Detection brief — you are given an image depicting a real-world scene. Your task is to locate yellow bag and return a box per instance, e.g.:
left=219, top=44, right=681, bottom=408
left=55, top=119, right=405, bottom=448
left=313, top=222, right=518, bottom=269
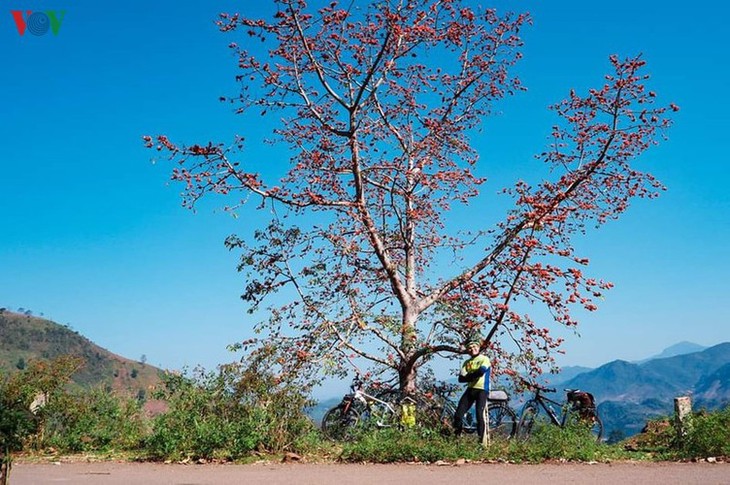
left=400, top=401, right=416, bottom=427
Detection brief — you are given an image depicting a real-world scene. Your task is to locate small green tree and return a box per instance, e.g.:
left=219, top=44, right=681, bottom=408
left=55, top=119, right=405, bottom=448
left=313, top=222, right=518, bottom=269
left=0, top=355, right=82, bottom=485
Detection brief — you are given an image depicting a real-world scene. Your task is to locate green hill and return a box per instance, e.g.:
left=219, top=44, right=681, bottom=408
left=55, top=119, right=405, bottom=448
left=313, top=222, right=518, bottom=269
left=0, top=310, right=161, bottom=396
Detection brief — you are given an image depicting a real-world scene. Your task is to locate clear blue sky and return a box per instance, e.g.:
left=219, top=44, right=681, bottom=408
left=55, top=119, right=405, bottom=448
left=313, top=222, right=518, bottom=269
left=2, top=1, right=728, bottom=397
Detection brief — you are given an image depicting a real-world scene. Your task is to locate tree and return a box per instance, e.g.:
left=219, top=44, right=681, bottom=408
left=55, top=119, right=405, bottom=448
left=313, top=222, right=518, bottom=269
left=1, top=355, right=82, bottom=485
left=146, top=0, right=675, bottom=395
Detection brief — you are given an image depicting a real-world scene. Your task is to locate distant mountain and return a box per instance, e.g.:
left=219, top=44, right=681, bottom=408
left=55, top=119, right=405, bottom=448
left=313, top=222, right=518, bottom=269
left=560, top=342, right=730, bottom=438
left=0, top=310, right=162, bottom=396
left=640, top=343, right=730, bottom=392
left=694, top=363, right=730, bottom=409
left=541, top=365, right=593, bottom=386
left=636, top=341, right=707, bottom=363
left=562, top=359, right=681, bottom=403
left=598, top=398, right=670, bottom=438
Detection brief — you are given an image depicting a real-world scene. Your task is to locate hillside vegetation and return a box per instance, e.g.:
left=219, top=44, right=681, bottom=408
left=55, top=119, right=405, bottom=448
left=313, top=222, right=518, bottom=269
left=0, top=310, right=161, bottom=396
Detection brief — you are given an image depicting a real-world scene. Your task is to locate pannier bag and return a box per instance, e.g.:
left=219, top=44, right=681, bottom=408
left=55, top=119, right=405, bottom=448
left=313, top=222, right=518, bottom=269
left=566, top=390, right=596, bottom=420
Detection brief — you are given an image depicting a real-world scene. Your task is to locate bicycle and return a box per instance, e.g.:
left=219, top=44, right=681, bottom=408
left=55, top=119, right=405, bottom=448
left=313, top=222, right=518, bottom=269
left=320, top=376, right=401, bottom=440
left=516, top=381, right=603, bottom=442
left=321, top=377, right=518, bottom=441
left=439, top=387, right=518, bottom=439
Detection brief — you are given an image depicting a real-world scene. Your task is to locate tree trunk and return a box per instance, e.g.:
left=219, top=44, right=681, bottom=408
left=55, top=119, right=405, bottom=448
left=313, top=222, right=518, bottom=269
left=398, top=362, right=418, bottom=397
left=398, top=306, right=419, bottom=396
left=0, top=448, right=10, bottom=485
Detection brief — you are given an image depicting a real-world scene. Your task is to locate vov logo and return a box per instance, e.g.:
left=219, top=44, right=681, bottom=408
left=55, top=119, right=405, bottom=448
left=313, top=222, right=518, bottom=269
left=11, top=10, right=66, bottom=36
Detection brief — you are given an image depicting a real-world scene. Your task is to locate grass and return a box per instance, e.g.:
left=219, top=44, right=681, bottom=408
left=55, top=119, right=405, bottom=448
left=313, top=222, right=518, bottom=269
left=338, top=423, right=646, bottom=464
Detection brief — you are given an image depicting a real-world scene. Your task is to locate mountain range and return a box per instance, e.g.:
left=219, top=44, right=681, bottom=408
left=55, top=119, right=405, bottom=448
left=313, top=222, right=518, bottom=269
left=555, top=342, right=730, bottom=438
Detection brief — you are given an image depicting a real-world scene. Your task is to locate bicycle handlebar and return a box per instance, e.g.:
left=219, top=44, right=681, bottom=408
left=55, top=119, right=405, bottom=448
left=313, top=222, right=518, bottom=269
left=517, top=375, right=555, bottom=393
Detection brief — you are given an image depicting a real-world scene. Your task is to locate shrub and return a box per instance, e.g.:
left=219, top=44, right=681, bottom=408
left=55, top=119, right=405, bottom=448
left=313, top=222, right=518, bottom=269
left=145, top=364, right=317, bottom=461
left=1, top=356, right=82, bottom=485
left=679, top=407, right=730, bottom=458
left=502, top=421, right=607, bottom=462
left=39, top=388, right=147, bottom=452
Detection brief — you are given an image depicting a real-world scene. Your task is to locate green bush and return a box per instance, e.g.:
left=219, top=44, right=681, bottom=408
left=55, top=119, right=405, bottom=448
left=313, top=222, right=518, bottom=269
left=679, top=407, right=730, bottom=458
left=145, top=364, right=317, bottom=461
left=1, top=356, right=83, bottom=485
left=624, top=407, right=730, bottom=460
left=39, top=388, right=147, bottom=452
left=502, top=421, right=608, bottom=462
left=145, top=370, right=259, bottom=460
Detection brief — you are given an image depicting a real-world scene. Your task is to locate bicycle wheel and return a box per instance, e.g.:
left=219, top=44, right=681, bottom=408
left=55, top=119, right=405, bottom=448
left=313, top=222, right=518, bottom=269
left=589, top=411, right=604, bottom=442
left=565, top=406, right=604, bottom=442
left=439, top=401, right=478, bottom=434
left=321, top=403, right=360, bottom=440
left=517, top=401, right=539, bottom=440
left=487, top=402, right=517, bottom=439
left=363, top=401, right=398, bottom=428
left=412, top=394, right=444, bottom=429
left=582, top=408, right=604, bottom=442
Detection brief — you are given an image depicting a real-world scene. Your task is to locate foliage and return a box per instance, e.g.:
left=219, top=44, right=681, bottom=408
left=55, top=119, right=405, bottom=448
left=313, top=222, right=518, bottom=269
left=620, top=406, right=730, bottom=460
left=0, top=354, right=85, bottom=452
left=38, top=388, right=147, bottom=452
left=339, top=422, right=635, bottom=463
left=505, top=420, right=607, bottom=462
left=0, top=355, right=84, bottom=405
left=1, top=353, right=321, bottom=462
left=146, top=0, right=677, bottom=395
left=340, top=427, right=484, bottom=463
left=0, top=406, right=36, bottom=454
left=678, top=407, right=730, bottom=458
left=145, top=363, right=317, bottom=461
left=0, top=355, right=82, bottom=485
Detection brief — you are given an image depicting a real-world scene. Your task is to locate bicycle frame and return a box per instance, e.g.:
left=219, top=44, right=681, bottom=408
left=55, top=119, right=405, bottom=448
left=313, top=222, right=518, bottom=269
left=357, top=389, right=399, bottom=426
left=339, top=380, right=398, bottom=428
left=528, top=389, right=570, bottom=427
left=518, top=384, right=604, bottom=442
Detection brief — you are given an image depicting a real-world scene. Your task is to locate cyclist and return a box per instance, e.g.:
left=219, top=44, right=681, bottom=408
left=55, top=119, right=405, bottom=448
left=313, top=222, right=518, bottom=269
left=453, top=337, right=491, bottom=441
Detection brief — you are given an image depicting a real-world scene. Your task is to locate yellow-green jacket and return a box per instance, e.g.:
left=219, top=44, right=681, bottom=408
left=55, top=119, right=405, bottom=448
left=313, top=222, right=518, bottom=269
left=458, top=354, right=491, bottom=390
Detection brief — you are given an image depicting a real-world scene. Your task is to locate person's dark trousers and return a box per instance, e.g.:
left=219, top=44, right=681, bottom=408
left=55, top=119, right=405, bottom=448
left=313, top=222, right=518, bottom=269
left=453, top=387, right=489, bottom=440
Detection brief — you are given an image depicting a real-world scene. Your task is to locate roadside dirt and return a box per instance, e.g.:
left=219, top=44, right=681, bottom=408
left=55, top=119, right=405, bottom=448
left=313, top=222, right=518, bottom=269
left=9, top=460, right=730, bottom=485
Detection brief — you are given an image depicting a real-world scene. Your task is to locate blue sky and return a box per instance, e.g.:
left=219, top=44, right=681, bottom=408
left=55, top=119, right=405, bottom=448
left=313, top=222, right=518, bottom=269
left=1, top=1, right=728, bottom=397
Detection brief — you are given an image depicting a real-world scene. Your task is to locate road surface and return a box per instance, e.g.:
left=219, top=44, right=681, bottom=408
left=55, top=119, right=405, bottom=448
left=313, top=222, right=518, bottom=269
left=9, top=460, right=729, bottom=484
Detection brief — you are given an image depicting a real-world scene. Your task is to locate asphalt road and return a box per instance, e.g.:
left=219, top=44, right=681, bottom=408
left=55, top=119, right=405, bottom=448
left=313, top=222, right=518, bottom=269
left=9, top=461, right=730, bottom=485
